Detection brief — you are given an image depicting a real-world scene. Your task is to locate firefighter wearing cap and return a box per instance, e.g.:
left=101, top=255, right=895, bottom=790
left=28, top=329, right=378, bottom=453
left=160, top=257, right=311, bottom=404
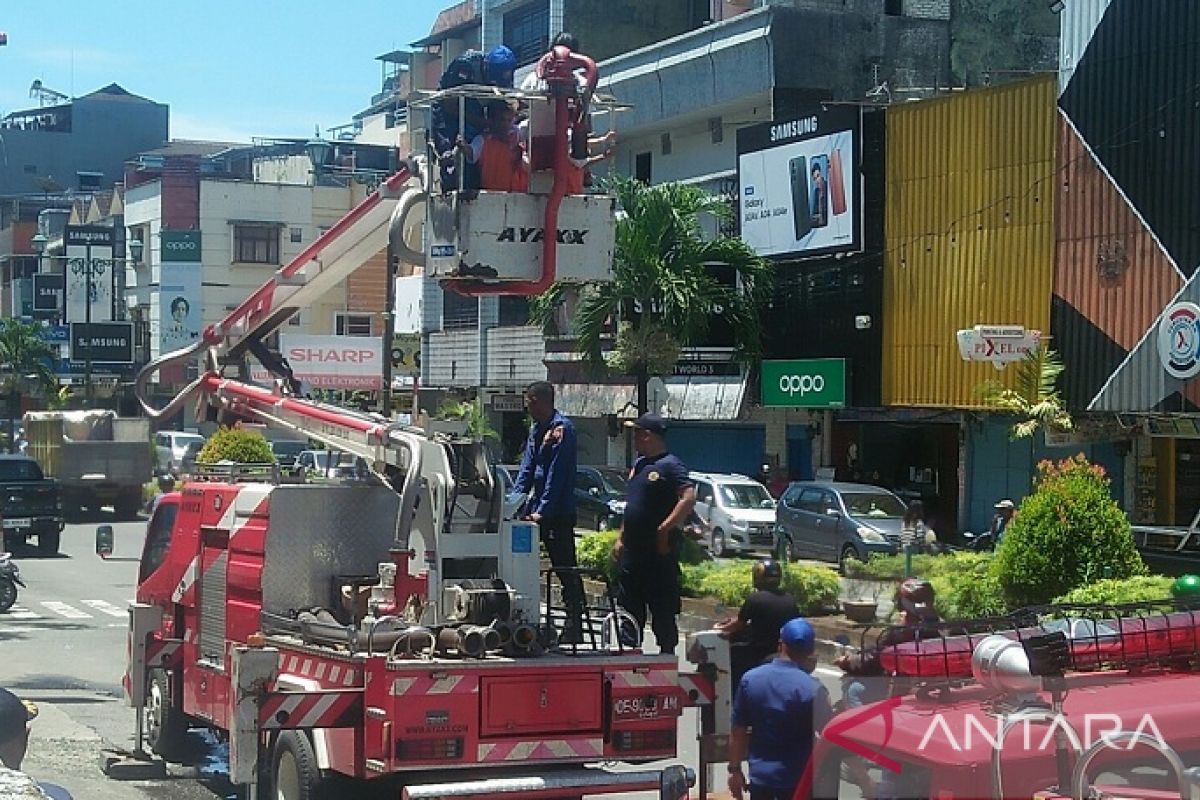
left=0, top=688, right=37, bottom=771
left=727, top=617, right=833, bottom=800
left=0, top=688, right=71, bottom=799
left=715, top=559, right=800, bottom=692
left=614, top=413, right=695, bottom=655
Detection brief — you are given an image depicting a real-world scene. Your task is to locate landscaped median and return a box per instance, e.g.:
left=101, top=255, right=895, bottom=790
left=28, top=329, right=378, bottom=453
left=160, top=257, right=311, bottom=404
left=574, top=530, right=861, bottom=658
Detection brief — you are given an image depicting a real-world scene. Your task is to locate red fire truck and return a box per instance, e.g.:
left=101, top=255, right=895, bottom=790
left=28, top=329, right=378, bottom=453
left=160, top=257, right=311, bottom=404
left=806, top=603, right=1200, bottom=799
left=107, top=45, right=704, bottom=800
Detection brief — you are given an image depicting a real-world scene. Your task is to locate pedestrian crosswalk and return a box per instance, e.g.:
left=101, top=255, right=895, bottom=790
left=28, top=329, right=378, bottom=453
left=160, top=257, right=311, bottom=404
left=1, top=600, right=130, bottom=624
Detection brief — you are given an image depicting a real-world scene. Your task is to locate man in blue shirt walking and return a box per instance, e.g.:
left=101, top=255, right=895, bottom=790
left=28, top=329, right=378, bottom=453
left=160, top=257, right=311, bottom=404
left=728, top=618, right=833, bottom=800
left=513, top=381, right=584, bottom=641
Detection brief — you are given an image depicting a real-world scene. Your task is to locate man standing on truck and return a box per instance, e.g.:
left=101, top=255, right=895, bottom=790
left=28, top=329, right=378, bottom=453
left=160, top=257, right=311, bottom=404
left=614, top=413, right=696, bottom=655
left=727, top=618, right=832, bottom=800
left=514, top=381, right=584, bottom=642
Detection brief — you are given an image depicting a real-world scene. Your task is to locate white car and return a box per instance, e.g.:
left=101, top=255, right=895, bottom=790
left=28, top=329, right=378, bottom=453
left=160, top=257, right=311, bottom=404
left=154, top=431, right=205, bottom=475
left=690, top=472, right=778, bottom=557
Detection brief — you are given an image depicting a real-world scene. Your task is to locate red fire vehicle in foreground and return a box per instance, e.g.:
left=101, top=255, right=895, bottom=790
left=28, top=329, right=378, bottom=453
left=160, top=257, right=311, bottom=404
left=807, top=604, right=1200, bottom=799
left=106, top=45, right=704, bottom=800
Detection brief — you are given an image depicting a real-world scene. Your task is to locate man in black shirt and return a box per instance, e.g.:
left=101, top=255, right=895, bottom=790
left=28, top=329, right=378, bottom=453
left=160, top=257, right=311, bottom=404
left=614, top=413, right=696, bottom=655
left=715, top=559, right=800, bottom=691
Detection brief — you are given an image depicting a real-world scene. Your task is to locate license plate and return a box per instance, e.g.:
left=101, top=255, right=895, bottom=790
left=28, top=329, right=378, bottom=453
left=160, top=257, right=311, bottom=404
left=613, top=694, right=680, bottom=720
left=2, top=518, right=32, bottom=529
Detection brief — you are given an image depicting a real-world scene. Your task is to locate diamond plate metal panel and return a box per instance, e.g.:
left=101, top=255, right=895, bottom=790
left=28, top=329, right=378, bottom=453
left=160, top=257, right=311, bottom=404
left=261, top=485, right=401, bottom=617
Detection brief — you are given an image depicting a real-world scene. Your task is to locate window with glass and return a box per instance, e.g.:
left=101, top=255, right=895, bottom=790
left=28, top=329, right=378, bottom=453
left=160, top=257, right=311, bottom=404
left=719, top=483, right=775, bottom=509
left=503, top=0, right=550, bottom=66
left=234, top=224, right=280, bottom=264
left=335, top=313, right=374, bottom=337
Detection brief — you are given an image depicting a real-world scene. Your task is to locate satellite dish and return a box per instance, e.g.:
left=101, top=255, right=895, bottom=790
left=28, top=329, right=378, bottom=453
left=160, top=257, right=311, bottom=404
left=646, top=376, right=668, bottom=415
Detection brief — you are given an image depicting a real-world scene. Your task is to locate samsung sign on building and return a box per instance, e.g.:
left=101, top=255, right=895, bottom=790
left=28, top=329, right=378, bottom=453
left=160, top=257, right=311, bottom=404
left=737, top=105, right=863, bottom=259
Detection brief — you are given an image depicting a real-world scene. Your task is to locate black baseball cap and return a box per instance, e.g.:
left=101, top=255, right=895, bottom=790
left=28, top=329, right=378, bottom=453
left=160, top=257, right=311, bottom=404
left=625, top=412, right=667, bottom=435
left=0, top=688, right=37, bottom=743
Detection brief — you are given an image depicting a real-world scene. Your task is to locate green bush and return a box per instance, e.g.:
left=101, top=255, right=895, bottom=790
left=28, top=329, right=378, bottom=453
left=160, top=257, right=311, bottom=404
left=681, top=560, right=839, bottom=615
left=197, top=427, right=276, bottom=465
left=577, top=530, right=619, bottom=584
left=1052, top=575, right=1175, bottom=606
left=844, top=553, right=941, bottom=581
left=928, top=552, right=1007, bottom=618
left=993, top=455, right=1146, bottom=608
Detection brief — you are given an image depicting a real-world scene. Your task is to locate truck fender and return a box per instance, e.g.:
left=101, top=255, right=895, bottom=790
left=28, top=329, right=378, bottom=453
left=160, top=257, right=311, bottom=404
left=273, top=674, right=333, bottom=771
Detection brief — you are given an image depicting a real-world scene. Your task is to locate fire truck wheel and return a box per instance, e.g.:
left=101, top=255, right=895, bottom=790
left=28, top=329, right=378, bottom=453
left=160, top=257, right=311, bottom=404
left=145, top=671, right=187, bottom=758
left=145, top=669, right=187, bottom=757
left=272, top=731, right=324, bottom=800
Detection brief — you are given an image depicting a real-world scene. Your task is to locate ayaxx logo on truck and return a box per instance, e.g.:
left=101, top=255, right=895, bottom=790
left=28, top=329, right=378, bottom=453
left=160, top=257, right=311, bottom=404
left=496, top=227, right=589, bottom=244
left=778, top=373, right=825, bottom=396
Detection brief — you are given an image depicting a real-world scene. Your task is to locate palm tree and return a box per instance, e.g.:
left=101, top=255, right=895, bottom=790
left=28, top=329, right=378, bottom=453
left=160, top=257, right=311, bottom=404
left=0, top=320, right=58, bottom=393
left=531, top=176, right=771, bottom=413
left=0, top=319, right=59, bottom=451
left=978, top=343, right=1073, bottom=440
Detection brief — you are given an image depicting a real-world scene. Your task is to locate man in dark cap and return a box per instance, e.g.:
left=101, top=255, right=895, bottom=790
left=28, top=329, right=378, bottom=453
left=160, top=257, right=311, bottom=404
left=0, top=688, right=36, bottom=771
left=614, top=413, right=695, bottom=655
left=0, top=689, right=73, bottom=799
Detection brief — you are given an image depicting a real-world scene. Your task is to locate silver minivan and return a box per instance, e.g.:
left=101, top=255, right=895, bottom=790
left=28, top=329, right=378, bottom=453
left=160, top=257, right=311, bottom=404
left=690, top=472, right=777, bottom=556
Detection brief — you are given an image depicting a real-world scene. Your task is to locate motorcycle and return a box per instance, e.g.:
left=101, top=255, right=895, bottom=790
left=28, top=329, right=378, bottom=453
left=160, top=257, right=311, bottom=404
left=959, top=530, right=996, bottom=552
left=0, top=552, right=25, bottom=613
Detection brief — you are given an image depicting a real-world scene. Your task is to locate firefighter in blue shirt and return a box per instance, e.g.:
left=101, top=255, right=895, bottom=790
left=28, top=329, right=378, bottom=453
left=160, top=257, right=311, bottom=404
left=513, top=381, right=583, bottom=641
left=614, top=413, right=696, bottom=655
left=728, top=617, right=833, bottom=800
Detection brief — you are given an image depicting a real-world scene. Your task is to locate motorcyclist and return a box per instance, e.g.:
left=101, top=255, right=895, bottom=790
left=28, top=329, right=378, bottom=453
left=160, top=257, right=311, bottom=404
left=713, top=559, right=800, bottom=692
left=833, top=577, right=940, bottom=708
left=989, top=499, right=1015, bottom=544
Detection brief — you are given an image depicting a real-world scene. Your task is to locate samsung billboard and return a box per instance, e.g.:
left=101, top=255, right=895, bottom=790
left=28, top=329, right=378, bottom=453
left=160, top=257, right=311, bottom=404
left=736, top=105, right=863, bottom=259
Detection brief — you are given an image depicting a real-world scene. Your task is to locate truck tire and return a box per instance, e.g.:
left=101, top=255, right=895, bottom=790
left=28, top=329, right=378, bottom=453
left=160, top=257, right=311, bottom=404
left=145, top=669, right=188, bottom=758
left=272, top=731, right=325, bottom=800
left=115, top=490, right=141, bottom=521
left=38, top=530, right=60, bottom=555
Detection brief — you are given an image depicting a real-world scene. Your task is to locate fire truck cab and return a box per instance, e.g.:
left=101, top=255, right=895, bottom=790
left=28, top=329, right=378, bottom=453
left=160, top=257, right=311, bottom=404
left=804, top=603, right=1200, bottom=800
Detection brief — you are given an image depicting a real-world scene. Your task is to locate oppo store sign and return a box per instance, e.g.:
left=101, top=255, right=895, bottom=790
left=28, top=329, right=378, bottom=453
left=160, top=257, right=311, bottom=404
left=761, top=359, right=847, bottom=408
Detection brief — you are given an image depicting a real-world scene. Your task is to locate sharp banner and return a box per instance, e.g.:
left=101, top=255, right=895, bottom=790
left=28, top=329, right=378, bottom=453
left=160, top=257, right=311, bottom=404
left=159, top=231, right=203, bottom=354
left=64, top=225, right=114, bottom=323
left=737, top=106, right=862, bottom=259
left=271, top=335, right=384, bottom=390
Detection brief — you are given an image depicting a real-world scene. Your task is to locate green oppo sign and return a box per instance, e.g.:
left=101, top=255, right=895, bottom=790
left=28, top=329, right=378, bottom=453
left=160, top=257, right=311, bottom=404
left=161, top=230, right=201, bottom=262
left=761, top=359, right=847, bottom=408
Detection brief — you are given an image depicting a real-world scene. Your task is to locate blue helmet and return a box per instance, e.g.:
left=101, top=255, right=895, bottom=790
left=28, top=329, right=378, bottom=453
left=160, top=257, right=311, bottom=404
left=485, top=45, right=517, bottom=86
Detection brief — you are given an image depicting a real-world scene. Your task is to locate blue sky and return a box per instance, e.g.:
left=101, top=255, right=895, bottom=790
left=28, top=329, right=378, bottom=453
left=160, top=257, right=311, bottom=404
left=0, top=1, right=447, bottom=142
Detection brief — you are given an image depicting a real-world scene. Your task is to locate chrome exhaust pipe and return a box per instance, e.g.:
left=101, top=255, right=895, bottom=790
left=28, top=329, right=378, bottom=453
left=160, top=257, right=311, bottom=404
left=465, top=625, right=501, bottom=652
left=493, top=621, right=514, bottom=646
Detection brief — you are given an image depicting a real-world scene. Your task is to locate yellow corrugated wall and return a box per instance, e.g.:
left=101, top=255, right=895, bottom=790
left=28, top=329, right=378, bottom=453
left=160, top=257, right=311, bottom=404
left=883, top=75, right=1055, bottom=407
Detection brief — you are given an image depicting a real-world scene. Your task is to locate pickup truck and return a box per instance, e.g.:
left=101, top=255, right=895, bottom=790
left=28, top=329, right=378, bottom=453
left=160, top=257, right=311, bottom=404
left=0, top=454, right=65, bottom=553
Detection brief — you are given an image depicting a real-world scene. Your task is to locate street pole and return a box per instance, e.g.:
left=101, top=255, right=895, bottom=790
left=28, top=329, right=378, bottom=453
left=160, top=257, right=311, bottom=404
left=381, top=241, right=396, bottom=417
left=84, top=242, right=93, bottom=408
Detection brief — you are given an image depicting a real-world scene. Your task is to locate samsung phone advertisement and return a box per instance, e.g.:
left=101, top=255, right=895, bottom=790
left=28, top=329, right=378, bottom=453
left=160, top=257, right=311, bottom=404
left=737, top=106, right=862, bottom=259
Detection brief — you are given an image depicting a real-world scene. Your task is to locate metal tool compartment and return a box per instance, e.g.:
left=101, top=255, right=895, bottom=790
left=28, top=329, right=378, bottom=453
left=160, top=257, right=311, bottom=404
left=480, top=670, right=603, bottom=737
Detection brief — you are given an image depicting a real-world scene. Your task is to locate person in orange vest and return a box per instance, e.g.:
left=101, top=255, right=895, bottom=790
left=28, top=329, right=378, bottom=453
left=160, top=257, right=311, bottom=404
left=458, top=100, right=529, bottom=192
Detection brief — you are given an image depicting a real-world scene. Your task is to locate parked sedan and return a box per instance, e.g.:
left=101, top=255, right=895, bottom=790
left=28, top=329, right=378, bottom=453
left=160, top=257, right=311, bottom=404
left=574, top=466, right=627, bottom=531
left=773, top=481, right=905, bottom=573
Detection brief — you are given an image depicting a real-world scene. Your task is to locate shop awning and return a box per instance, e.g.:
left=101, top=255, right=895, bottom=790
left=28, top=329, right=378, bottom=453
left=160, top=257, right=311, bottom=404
left=555, top=375, right=747, bottom=420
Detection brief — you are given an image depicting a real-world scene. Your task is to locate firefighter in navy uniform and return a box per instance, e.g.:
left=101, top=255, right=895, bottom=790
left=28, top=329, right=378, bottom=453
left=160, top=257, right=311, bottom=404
left=613, top=413, right=696, bottom=655
left=513, top=381, right=584, bottom=642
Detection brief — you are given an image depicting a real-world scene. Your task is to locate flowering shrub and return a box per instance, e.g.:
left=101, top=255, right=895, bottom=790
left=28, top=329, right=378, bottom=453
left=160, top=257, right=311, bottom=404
left=992, top=455, right=1145, bottom=608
